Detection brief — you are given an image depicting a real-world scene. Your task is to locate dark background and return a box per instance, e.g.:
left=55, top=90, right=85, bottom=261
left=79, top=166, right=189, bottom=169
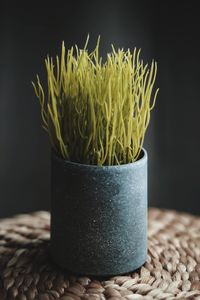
left=0, top=1, right=199, bottom=217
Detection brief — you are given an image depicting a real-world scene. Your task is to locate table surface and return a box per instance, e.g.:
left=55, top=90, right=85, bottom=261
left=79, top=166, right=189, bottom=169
left=0, top=208, right=200, bottom=300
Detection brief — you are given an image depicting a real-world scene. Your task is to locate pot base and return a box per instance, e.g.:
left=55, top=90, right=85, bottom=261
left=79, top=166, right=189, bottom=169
left=50, top=247, right=147, bottom=277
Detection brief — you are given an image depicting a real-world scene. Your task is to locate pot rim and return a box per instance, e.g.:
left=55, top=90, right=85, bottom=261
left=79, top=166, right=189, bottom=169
left=52, top=148, right=147, bottom=169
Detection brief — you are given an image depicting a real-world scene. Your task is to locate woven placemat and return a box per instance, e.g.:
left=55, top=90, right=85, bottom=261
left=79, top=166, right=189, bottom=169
left=0, top=208, right=200, bottom=300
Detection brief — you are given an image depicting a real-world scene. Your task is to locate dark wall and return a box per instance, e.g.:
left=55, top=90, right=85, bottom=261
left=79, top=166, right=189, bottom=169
left=154, top=2, right=200, bottom=213
left=0, top=1, right=199, bottom=217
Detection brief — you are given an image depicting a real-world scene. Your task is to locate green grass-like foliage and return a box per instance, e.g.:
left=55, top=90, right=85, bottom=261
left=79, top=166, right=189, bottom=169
left=33, top=37, right=159, bottom=165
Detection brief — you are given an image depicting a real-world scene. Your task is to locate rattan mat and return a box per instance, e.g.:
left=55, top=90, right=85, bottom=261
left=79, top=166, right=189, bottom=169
left=0, top=208, right=200, bottom=300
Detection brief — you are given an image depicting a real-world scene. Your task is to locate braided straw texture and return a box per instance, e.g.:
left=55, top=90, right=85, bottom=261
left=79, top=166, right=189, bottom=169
left=0, top=209, right=200, bottom=300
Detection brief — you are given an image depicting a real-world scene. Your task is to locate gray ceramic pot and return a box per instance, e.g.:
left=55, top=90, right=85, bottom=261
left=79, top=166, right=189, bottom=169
left=50, top=148, right=148, bottom=277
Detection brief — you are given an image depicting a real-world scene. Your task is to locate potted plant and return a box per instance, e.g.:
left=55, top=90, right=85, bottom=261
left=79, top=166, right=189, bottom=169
left=33, top=36, right=159, bottom=276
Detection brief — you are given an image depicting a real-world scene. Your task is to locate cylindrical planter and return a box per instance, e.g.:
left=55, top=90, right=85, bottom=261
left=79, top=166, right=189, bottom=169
left=50, top=148, right=148, bottom=277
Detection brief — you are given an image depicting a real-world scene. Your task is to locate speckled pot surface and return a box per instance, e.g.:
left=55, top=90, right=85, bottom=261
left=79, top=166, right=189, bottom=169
left=50, top=148, right=148, bottom=277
